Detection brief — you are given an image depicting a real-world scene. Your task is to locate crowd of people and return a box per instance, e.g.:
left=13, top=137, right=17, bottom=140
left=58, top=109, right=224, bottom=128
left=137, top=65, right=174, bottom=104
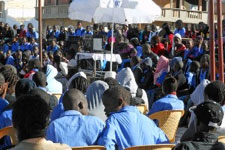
left=0, top=18, right=225, bottom=150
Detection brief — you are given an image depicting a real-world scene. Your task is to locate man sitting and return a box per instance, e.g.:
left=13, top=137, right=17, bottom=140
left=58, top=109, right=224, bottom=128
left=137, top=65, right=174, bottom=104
left=46, top=89, right=104, bottom=147
left=11, top=95, right=71, bottom=150
left=174, top=100, right=225, bottom=150
left=98, top=86, right=168, bottom=150
left=147, top=76, right=184, bottom=116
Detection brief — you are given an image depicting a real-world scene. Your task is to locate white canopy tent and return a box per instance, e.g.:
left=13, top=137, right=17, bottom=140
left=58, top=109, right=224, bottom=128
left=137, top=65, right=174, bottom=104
left=68, top=0, right=162, bottom=71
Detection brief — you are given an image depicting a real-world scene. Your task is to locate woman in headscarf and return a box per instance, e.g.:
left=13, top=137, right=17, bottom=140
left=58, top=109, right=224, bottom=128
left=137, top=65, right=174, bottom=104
left=86, top=80, right=109, bottom=121
left=116, top=67, right=149, bottom=110
left=44, top=64, right=63, bottom=94
left=154, top=56, right=169, bottom=87
left=50, top=72, right=89, bottom=121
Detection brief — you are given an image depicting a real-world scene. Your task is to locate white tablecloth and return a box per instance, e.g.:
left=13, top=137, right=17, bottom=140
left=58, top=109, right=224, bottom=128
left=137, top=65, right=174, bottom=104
left=76, top=52, right=122, bottom=64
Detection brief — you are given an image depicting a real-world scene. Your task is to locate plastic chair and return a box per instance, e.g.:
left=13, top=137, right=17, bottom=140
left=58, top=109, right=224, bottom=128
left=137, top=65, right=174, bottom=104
left=137, top=104, right=148, bottom=114
left=125, top=144, right=175, bottom=150
left=0, top=126, right=17, bottom=145
left=149, top=110, right=184, bottom=143
left=71, top=145, right=106, bottom=150
left=218, top=136, right=225, bottom=144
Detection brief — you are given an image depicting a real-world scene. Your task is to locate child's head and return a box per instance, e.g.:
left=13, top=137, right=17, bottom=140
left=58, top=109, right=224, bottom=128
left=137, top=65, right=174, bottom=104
left=186, top=39, right=193, bottom=49
left=174, top=34, right=182, bottom=45
left=190, top=61, right=200, bottom=73
left=142, top=43, right=151, bottom=55
left=194, top=35, right=203, bottom=46
left=130, top=48, right=137, bottom=57
left=200, top=54, right=210, bottom=69
left=151, top=35, right=160, bottom=46
left=175, top=20, right=183, bottom=30
left=162, top=76, right=178, bottom=95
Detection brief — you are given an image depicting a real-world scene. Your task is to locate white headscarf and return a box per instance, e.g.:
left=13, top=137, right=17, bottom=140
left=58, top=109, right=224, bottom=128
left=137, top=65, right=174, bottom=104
left=116, top=67, right=138, bottom=97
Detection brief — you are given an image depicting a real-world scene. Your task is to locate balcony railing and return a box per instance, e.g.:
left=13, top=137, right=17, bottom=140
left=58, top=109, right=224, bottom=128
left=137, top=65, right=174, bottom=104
left=158, top=8, right=208, bottom=23
left=35, top=5, right=209, bottom=24
left=35, top=5, right=69, bottom=19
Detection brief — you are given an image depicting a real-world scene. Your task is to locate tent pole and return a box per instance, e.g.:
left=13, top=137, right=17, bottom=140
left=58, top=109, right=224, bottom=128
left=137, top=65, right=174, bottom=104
left=209, top=0, right=216, bottom=81
left=217, top=0, right=224, bottom=82
left=38, top=0, right=43, bottom=66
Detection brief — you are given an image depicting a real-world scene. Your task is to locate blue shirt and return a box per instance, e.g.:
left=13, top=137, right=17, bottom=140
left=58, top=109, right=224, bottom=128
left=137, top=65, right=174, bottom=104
left=20, top=43, right=30, bottom=51
left=27, top=42, right=38, bottom=51
left=136, top=46, right=142, bottom=57
left=3, top=43, right=10, bottom=54
left=46, top=110, right=105, bottom=147
left=0, top=109, right=12, bottom=149
left=0, top=98, right=9, bottom=114
left=26, top=31, right=39, bottom=40
left=174, top=28, right=186, bottom=38
left=53, top=30, right=60, bottom=39
left=75, top=28, right=86, bottom=37
left=0, top=109, right=12, bottom=129
left=5, top=56, right=15, bottom=66
left=97, top=106, right=169, bottom=150
left=148, top=94, right=184, bottom=116
left=51, top=103, right=64, bottom=121
left=47, top=45, right=59, bottom=53
left=11, top=42, right=19, bottom=52
left=85, top=31, right=93, bottom=36
left=187, top=46, right=204, bottom=58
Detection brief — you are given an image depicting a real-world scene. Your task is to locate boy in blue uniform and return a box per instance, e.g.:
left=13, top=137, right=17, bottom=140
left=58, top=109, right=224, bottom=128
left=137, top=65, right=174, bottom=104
left=98, top=86, right=168, bottom=150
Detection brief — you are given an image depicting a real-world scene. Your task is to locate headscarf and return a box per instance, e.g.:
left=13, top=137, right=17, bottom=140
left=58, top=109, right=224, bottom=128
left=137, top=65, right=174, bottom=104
left=59, top=62, right=68, bottom=76
left=86, top=80, right=109, bottom=121
left=46, top=65, right=58, bottom=82
left=154, top=56, right=169, bottom=84
left=66, top=72, right=87, bottom=90
left=191, top=79, right=210, bottom=106
left=15, top=79, right=36, bottom=98
left=188, top=79, right=210, bottom=127
left=116, top=67, right=138, bottom=97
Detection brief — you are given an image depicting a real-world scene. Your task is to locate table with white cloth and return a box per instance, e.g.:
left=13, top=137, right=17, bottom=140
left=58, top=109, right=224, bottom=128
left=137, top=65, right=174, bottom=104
left=76, top=52, right=122, bottom=77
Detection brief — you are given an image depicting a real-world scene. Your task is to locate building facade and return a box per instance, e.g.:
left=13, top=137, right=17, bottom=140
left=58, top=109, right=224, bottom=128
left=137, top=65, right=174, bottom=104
left=36, top=0, right=210, bottom=32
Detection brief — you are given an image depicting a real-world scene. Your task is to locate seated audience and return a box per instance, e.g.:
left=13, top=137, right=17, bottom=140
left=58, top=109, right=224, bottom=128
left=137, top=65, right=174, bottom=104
left=46, top=89, right=104, bottom=147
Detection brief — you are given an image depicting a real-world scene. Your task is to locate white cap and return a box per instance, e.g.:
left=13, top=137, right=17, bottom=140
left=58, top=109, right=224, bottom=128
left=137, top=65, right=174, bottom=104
left=174, top=33, right=182, bottom=40
left=104, top=71, right=116, bottom=79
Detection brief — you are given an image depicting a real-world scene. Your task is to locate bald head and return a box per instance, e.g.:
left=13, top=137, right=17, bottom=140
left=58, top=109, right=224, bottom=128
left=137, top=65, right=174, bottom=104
left=63, top=89, right=88, bottom=115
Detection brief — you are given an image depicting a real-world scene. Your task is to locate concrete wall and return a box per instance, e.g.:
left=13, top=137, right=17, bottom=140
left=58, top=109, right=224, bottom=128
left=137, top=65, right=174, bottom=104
left=45, top=0, right=70, bottom=6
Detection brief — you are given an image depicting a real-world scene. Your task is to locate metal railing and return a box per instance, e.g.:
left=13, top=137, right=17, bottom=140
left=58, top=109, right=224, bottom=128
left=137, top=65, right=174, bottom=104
left=158, top=8, right=208, bottom=23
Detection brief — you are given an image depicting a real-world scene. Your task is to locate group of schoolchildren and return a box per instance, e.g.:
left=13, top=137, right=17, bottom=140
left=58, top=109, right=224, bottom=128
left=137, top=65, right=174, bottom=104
left=0, top=19, right=225, bottom=150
